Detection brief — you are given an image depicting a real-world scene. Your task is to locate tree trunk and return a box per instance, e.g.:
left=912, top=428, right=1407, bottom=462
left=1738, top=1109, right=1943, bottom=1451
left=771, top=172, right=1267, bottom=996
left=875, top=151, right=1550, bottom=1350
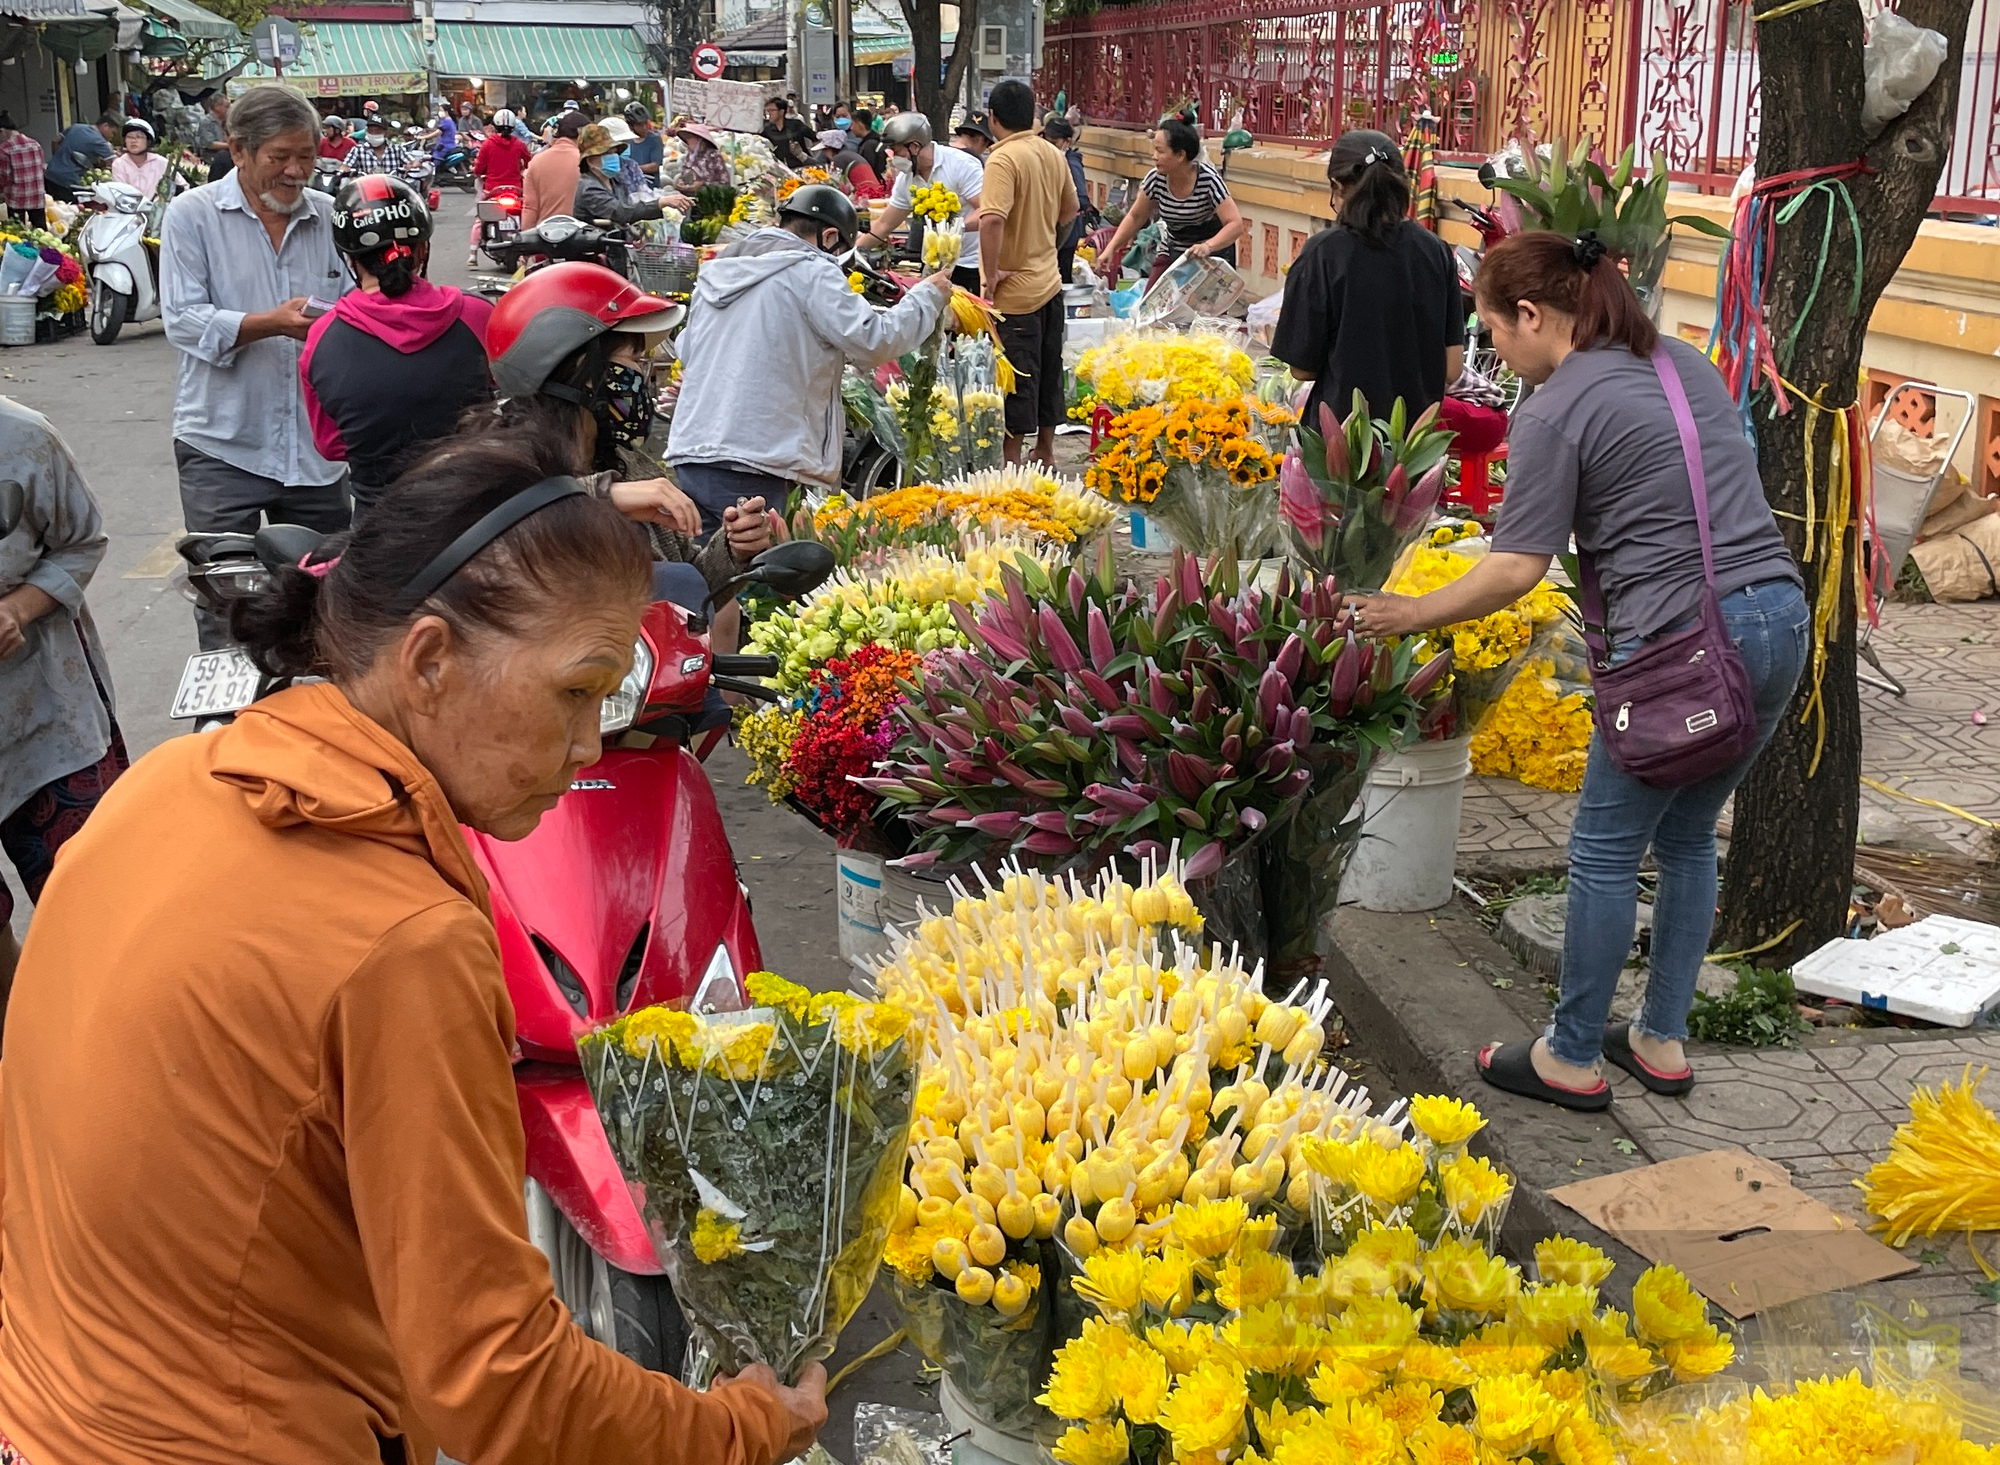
left=901, top=0, right=978, bottom=139
left=1713, top=0, right=1974, bottom=965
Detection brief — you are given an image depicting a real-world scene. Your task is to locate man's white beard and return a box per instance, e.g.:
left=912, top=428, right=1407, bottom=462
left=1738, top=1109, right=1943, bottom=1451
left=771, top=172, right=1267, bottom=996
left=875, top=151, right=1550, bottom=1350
left=259, top=187, right=307, bottom=215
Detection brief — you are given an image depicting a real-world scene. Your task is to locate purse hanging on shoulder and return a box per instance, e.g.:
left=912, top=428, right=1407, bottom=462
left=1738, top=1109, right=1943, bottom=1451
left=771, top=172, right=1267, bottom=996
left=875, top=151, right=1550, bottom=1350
left=1576, top=347, right=1758, bottom=788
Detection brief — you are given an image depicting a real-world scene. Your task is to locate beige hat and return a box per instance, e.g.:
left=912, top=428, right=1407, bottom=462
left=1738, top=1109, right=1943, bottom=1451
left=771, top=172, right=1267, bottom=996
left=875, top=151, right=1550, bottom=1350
left=577, top=122, right=618, bottom=158
left=599, top=116, right=637, bottom=146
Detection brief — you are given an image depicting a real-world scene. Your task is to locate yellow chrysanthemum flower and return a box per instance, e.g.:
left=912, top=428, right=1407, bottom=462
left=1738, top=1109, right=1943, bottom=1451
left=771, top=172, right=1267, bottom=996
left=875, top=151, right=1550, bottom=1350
left=1075, top=1246, right=1146, bottom=1317
left=1425, top=1236, right=1521, bottom=1316
left=1510, top=1281, right=1598, bottom=1347
left=1664, top=1322, right=1736, bottom=1381
left=1631, top=1263, right=1710, bottom=1345
left=1146, top=1319, right=1219, bottom=1376
left=1170, top=1195, right=1247, bottom=1259
left=1534, top=1236, right=1616, bottom=1290
left=1109, top=1340, right=1172, bottom=1425
left=743, top=970, right=813, bottom=1021
left=1374, top=1379, right=1445, bottom=1435
left=1396, top=1338, right=1477, bottom=1391
left=1040, top=1327, right=1118, bottom=1421
left=1224, top=1301, right=1325, bottom=1377
left=1215, top=1248, right=1296, bottom=1311
left=617, top=1006, right=699, bottom=1063
left=1320, top=1294, right=1421, bottom=1375
left=1050, top=1419, right=1128, bottom=1465
left=1143, top=1247, right=1196, bottom=1315
left=1459, top=1321, right=1552, bottom=1378
left=1470, top=1373, right=1563, bottom=1456
left=1158, top=1359, right=1248, bottom=1456
left=1348, top=1143, right=1428, bottom=1209
left=1550, top=1415, right=1620, bottom=1465
left=1407, top=1094, right=1488, bottom=1148
left=1407, top=1420, right=1482, bottom=1465
left=1439, top=1153, right=1514, bottom=1225
left=690, top=1208, right=745, bottom=1263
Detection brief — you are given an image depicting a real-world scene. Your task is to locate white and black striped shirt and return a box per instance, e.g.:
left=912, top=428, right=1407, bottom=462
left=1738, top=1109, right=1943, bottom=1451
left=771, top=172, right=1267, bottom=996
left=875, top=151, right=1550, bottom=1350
left=1141, top=161, right=1230, bottom=252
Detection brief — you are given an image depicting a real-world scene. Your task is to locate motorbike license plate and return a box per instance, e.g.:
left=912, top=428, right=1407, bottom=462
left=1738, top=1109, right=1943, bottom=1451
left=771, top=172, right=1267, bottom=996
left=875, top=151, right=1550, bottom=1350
left=500, top=217, right=519, bottom=234
left=170, top=648, right=261, bottom=720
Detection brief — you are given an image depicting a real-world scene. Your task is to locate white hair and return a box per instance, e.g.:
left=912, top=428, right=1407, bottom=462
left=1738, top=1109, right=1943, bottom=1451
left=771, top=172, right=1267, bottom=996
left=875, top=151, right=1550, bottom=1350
left=227, top=85, right=318, bottom=156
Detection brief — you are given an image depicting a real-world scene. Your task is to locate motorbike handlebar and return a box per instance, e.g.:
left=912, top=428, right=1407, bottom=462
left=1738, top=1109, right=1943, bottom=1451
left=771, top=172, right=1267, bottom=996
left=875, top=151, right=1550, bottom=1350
left=710, top=653, right=779, bottom=679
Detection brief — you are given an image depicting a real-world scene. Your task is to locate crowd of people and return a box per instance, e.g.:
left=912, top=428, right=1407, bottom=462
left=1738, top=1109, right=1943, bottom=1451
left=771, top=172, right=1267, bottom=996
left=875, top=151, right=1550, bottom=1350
left=0, top=67, right=1809, bottom=1465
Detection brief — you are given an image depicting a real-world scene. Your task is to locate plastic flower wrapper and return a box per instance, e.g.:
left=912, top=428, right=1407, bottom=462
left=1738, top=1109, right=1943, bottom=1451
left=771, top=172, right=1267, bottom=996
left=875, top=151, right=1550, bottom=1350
left=1283, top=393, right=1454, bottom=593
left=580, top=972, right=917, bottom=1386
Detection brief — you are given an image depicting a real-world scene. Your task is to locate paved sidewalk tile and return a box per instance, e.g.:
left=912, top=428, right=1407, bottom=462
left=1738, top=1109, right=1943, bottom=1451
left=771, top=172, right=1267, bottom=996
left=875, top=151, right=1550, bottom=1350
left=1607, top=1033, right=2000, bottom=1384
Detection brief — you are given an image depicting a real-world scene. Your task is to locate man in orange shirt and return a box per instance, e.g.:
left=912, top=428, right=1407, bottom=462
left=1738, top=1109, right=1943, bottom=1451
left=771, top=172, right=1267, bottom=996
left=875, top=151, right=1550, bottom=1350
left=522, top=109, right=588, bottom=228
left=975, top=80, right=1076, bottom=467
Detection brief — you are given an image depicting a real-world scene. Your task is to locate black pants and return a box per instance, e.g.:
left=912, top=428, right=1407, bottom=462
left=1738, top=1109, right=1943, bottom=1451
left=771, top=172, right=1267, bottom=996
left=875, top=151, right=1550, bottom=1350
left=9, top=206, right=46, bottom=231
left=42, top=176, right=75, bottom=204
left=995, top=293, right=1066, bottom=438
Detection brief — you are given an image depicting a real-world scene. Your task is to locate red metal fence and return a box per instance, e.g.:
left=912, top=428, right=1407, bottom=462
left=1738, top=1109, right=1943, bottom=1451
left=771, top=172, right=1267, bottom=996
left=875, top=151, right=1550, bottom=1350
left=1042, top=0, right=2000, bottom=211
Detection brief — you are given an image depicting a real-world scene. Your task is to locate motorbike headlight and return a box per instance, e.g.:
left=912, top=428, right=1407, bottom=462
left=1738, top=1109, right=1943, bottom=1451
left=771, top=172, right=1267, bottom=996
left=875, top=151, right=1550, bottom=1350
left=599, top=637, right=655, bottom=734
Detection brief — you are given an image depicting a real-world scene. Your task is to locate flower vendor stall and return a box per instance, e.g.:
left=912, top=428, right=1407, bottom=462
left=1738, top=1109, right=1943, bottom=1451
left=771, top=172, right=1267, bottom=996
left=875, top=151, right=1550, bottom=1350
left=0, top=215, right=87, bottom=344
left=580, top=972, right=916, bottom=1386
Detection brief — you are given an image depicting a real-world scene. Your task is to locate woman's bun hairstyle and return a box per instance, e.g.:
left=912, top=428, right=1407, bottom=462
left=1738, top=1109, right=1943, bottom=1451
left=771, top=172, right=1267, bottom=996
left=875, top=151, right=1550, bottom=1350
left=1326, top=129, right=1408, bottom=246
left=1474, top=228, right=1659, bottom=357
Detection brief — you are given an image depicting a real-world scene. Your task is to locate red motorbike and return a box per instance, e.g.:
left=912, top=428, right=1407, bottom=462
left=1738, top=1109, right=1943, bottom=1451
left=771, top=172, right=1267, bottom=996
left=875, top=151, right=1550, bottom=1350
left=467, top=544, right=833, bottom=1371
left=476, top=182, right=525, bottom=268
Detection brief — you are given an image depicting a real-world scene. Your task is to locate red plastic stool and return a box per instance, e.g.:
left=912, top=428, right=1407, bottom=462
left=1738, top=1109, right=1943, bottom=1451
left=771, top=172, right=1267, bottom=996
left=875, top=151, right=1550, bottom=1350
left=1447, top=443, right=1508, bottom=515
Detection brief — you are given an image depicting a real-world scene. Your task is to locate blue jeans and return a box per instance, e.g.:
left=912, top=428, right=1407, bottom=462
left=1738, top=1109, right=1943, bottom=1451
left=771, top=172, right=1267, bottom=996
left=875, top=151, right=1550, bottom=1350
left=1547, top=578, right=1810, bottom=1067
left=672, top=461, right=791, bottom=541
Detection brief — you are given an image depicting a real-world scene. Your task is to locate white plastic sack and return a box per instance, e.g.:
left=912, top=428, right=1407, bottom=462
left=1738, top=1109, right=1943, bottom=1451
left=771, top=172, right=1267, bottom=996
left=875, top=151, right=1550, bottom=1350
left=1245, top=288, right=1284, bottom=348
left=1862, top=10, right=1949, bottom=137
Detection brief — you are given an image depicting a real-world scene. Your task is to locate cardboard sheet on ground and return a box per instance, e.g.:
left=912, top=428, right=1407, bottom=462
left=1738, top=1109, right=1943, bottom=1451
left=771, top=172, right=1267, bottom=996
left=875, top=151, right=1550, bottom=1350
left=1549, top=1149, right=1917, bottom=1319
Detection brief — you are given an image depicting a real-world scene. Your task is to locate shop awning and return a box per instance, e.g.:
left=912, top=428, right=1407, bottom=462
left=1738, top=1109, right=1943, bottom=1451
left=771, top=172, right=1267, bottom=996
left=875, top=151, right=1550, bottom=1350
left=432, top=22, right=651, bottom=81
left=236, top=20, right=427, bottom=95
left=853, top=42, right=908, bottom=66
left=130, top=0, right=235, bottom=38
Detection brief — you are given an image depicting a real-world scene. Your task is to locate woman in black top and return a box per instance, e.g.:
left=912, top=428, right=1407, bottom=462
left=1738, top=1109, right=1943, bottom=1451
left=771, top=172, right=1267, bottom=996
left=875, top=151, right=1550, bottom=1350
left=1098, top=117, right=1247, bottom=288
left=1271, top=130, right=1464, bottom=428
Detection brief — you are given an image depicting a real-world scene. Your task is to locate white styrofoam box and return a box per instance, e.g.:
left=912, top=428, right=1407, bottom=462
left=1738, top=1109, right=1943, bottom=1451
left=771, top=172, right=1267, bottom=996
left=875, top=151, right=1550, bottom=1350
left=1791, top=913, right=2000, bottom=1027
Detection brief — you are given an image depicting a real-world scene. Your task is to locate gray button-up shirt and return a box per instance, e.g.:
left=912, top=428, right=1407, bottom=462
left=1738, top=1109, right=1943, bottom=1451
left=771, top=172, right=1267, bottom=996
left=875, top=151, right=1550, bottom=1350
left=0, top=397, right=112, bottom=823
left=161, top=171, right=351, bottom=486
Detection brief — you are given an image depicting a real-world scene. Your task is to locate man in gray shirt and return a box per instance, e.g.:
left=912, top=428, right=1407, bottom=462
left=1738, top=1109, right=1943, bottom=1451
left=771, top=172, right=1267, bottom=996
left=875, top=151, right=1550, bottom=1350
left=161, top=85, right=351, bottom=649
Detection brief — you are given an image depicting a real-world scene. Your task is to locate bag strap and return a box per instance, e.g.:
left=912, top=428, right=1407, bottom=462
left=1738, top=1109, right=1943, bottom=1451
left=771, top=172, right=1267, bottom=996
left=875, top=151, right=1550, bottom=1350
left=1576, top=344, right=1717, bottom=668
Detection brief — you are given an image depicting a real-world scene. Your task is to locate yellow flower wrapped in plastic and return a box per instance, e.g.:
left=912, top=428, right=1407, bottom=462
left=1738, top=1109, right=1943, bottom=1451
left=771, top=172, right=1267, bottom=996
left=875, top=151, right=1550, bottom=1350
left=580, top=975, right=916, bottom=1385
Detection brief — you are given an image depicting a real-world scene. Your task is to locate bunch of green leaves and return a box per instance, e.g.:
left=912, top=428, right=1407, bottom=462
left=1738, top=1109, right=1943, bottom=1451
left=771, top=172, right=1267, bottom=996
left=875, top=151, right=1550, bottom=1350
left=1490, top=138, right=1730, bottom=255
left=1687, top=964, right=1811, bottom=1048
left=678, top=184, right=740, bottom=245
left=862, top=545, right=1449, bottom=880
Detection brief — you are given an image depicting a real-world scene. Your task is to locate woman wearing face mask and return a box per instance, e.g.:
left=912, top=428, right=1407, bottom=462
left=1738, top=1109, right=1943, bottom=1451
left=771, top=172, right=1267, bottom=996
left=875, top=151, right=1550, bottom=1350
left=572, top=123, right=665, bottom=225
left=485, top=262, right=775, bottom=646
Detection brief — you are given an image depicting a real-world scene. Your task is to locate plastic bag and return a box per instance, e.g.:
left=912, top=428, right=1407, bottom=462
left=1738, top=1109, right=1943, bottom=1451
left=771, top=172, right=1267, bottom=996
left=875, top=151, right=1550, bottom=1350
left=1863, top=10, right=1949, bottom=136
left=580, top=978, right=917, bottom=1385
left=1244, top=289, right=1284, bottom=349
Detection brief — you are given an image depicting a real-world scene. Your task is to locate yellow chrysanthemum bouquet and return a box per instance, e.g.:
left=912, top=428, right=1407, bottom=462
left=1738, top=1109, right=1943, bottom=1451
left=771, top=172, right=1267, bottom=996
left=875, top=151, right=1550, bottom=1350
left=1041, top=1093, right=1743, bottom=1465
left=1389, top=541, right=1594, bottom=792
left=807, top=466, right=1115, bottom=564
left=1084, top=394, right=1297, bottom=557
left=866, top=857, right=1333, bottom=1437
left=1069, top=329, right=1260, bottom=418
left=580, top=971, right=915, bottom=1385
left=911, top=180, right=964, bottom=272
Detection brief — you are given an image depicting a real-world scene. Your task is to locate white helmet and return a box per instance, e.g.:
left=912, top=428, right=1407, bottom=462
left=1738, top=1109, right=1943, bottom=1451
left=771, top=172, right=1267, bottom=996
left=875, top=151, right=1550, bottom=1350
left=492, top=108, right=517, bottom=128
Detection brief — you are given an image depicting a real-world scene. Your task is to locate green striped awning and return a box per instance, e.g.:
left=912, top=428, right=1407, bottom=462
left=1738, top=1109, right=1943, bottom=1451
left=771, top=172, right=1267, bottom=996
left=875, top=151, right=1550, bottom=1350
left=131, top=0, right=236, bottom=40
left=432, top=23, right=651, bottom=82
left=237, top=21, right=427, bottom=96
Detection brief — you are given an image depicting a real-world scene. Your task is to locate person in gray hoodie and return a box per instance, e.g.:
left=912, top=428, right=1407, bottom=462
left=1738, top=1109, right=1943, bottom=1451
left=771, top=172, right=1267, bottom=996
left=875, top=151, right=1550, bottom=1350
left=667, top=184, right=952, bottom=535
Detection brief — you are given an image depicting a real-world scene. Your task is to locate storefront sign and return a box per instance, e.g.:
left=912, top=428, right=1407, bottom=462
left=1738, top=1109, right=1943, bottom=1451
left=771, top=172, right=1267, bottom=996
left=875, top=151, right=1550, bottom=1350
left=803, top=21, right=835, bottom=105
left=673, top=76, right=771, bottom=133
left=311, top=72, right=427, bottom=97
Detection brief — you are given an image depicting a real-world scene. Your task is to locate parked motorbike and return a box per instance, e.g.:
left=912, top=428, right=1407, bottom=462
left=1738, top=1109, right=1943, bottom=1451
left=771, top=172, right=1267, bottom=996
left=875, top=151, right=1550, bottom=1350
left=78, top=180, right=162, bottom=347
left=167, top=526, right=838, bottom=1371
left=310, top=157, right=347, bottom=196
left=484, top=214, right=633, bottom=279
left=435, top=143, right=476, bottom=192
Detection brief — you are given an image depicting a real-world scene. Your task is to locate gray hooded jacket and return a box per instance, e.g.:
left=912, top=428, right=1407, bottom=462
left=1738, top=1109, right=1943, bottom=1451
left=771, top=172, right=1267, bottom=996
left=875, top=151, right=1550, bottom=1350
left=667, top=226, right=944, bottom=488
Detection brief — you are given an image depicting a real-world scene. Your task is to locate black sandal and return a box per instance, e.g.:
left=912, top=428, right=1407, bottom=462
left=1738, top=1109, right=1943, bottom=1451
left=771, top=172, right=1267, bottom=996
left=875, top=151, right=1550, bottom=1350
left=1476, top=1040, right=1613, bottom=1112
left=1603, top=1023, right=1695, bottom=1096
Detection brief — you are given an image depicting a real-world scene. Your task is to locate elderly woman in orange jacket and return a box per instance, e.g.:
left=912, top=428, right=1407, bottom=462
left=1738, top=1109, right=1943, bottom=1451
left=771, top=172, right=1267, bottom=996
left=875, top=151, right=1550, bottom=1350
left=0, top=423, right=826, bottom=1465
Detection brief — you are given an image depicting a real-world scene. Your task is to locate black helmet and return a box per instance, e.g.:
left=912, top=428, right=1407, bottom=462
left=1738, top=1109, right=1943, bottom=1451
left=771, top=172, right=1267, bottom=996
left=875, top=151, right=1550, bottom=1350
left=777, top=183, right=858, bottom=248
left=332, top=173, right=432, bottom=256
left=623, top=100, right=650, bottom=124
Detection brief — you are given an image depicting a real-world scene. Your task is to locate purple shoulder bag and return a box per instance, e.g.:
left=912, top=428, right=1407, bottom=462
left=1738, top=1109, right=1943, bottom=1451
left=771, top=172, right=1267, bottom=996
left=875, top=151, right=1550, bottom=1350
left=1576, top=347, right=1757, bottom=788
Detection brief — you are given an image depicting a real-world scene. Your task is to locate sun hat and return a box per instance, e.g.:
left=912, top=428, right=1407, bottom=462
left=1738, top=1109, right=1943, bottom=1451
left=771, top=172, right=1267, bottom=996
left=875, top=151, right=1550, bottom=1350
left=576, top=122, right=618, bottom=158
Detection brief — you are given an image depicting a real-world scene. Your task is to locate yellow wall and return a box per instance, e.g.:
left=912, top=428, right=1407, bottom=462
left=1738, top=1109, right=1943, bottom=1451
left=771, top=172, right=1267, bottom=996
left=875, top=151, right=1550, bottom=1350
left=1079, top=129, right=2000, bottom=488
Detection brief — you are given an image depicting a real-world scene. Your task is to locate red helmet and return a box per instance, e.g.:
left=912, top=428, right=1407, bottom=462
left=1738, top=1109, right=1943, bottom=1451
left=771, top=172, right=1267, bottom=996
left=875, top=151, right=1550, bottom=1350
left=488, top=262, right=684, bottom=400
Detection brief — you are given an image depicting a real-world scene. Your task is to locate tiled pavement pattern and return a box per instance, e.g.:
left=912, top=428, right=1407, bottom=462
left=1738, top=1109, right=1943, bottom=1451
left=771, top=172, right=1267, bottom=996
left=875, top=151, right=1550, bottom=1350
left=1458, top=601, right=2000, bottom=863
left=1606, top=1032, right=2000, bottom=1383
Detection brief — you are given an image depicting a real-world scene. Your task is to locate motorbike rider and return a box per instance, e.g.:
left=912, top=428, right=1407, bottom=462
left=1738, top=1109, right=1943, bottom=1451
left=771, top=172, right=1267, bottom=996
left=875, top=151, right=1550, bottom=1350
left=301, top=175, right=494, bottom=516
left=318, top=115, right=355, bottom=163
left=668, top=184, right=952, bottom=536
left=110, top=117, right=169, bottom=200
left=348, top=114, right=415, bottom=175
left=856, top=112, right=984, bottom=293
left=469, top=107, right=534, bottom=266
left=487, top=261, right=775, bottom=629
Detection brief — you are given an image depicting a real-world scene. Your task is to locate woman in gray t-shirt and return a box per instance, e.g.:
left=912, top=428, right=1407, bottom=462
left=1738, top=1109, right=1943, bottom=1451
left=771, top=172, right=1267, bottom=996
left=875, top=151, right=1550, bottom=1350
left=1350, top=230, right=1806, bottom=1114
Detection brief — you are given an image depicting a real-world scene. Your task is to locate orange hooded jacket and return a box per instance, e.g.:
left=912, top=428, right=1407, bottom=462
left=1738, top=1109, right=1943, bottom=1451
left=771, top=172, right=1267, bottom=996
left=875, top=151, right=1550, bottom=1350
left=0, top=683, right=791, bottom=1465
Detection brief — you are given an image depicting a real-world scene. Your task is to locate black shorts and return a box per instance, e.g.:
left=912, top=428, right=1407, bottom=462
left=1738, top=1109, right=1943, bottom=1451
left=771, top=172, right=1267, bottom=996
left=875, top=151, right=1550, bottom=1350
left=996, top=293, right=1066, bottom=438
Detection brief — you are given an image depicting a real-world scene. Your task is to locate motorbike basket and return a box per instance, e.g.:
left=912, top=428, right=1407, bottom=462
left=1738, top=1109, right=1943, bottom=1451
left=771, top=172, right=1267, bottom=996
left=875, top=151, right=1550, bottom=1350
left=629, top=239, right=698, bottom=300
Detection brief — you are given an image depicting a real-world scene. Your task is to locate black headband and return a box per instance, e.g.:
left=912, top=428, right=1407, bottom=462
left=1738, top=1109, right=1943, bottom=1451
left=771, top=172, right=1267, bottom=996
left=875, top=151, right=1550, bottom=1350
left=391, top=475, right=585, bottom=614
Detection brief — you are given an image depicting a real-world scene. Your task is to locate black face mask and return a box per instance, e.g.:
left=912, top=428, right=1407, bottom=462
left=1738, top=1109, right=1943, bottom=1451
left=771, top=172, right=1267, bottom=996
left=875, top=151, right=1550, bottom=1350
left=595, top=360, right=656, bottom=448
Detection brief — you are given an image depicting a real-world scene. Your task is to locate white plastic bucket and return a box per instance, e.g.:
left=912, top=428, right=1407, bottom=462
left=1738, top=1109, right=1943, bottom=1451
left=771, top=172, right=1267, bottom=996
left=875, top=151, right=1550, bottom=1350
left=941, top=1378, right=1043, bottom=1465
left=1341, top=734, right=1473, bottom=912
left=0, top=294, right=36, bottom=347
left=835, top=850, right=888, bottom=966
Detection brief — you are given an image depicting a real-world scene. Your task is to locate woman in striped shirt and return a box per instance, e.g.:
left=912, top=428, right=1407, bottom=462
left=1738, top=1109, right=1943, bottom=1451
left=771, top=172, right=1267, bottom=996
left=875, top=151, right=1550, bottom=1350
left=1099, top=116, right=1247, bottom=288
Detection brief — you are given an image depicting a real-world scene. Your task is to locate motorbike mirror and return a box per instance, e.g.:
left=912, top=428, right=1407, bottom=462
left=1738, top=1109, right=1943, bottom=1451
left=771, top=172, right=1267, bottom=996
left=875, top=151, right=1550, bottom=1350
left=254, top=523, right=327, bottom=576
left=703, top=540, right=835, bottom=615
left=1222, top=128, right=1254, bottom=152
left=1476, top=161, right=1497, bottom=188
